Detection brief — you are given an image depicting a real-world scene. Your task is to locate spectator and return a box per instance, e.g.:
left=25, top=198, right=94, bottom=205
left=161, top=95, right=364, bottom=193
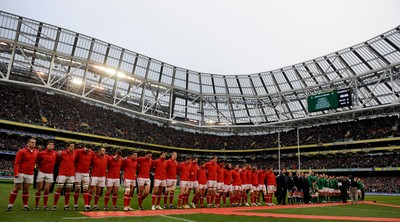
left=0, top=84, right=399, bottom=150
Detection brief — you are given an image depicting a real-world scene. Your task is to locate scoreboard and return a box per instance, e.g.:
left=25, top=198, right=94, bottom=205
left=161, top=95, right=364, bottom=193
left=307, top=88, right=352, bottom=112
left=336, top=88, right=352, bottom=108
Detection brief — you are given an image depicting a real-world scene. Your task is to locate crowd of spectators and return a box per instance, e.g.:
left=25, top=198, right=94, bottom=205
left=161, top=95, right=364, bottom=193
left=257, top=153, right=400, bottom=170
left=0, top=136, right=26, bottom=151
left=1, top=84, right=399, bottom=150
left=362, top=177, right=400, bottom=193
left=0, top=158, right=13, bottom=176
left=1, top=84, right=399, bottom=192
left=1, top=132, right=399, bottom=170
left=0, top=134, right=67, bottom=151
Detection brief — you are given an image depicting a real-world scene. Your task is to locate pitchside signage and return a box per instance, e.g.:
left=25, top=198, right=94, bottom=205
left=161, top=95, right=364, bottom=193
left=308, top=88, right=352, bottom=112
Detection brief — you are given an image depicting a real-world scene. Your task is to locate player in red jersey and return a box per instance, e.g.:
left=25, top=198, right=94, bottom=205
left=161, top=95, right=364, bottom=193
left=104, top=150, right=123, bottom=211
left=197, top=161, right=207, bottom=207
left=34, top=140, right=57, bottom=211
left=215, top=161, right=225, bottom=207
left=250, top=166, right=259, bottom=206
left=136, top=151, right=153, bottom=210
left=88, top=148, right=108, bottom=211
left=150, top=152, right=167, bottom=210
left=121, top=151, right=138, bottom=211
left=222, top=163, right=233, bottom=207
left=52, top=142, right=76, bottom=211
left=231, top=164, right=242, bottom=206
left=205, top=156, right=218, bottom=207
left=177, top=156, right=191, bottom=209
left=239, top=165, right=247, bottom=206
left=164, top=152, right=178, bottom=209
left=257, top=167, right=267, bottom=205
left=7, top=138, right=39, bottom=211
left=265, top=167, right=277, bottom=206
left=73, top=144, right=94, bottom=210
left=244, top=164, right=252, bottom=206
left=189, top=157, right=200, bottom=208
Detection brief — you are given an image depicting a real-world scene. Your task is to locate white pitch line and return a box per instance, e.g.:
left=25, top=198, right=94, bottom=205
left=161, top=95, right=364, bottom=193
left=160, top=214, right=197, bottom=222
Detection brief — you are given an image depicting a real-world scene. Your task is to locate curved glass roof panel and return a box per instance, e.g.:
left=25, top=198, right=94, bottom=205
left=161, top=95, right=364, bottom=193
left=0, top=11, right=399, bottom=134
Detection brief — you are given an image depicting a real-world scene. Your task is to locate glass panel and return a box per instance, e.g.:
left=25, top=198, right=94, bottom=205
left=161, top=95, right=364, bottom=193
left=161, top=65, right=173, bottom=85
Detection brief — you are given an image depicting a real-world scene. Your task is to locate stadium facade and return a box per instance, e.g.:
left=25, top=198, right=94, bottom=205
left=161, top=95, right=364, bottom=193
left=0, top=11, right=399, bottom=135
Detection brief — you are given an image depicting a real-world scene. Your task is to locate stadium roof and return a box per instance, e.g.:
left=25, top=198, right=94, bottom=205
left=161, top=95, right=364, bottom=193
left=0, top=11, right=399, bottom=134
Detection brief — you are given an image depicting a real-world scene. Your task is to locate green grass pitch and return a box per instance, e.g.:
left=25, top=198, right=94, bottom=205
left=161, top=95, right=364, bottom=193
left=0, top=180, right=399, bottom=222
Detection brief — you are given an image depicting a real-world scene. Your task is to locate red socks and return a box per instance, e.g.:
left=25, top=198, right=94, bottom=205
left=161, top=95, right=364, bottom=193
left=43, top=191, right=49, bottom=206
left=112, top=194, right=117, bottom=206
left=9, top=191, right=18, bottom=205
left=35, top=191, right=41, bottom=206
left=65, top=192, right=71, bottom=205
left=54, top=192, right=61, bottom=206
left=22, top=191, right=29, bottom=206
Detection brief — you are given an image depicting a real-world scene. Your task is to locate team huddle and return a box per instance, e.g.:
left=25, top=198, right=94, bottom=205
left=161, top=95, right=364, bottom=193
left=6, top=138, right=364, bottom=212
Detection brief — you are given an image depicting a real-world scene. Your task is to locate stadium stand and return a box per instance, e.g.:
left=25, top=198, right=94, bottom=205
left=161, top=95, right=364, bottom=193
left=1, top=84, right=399, bottom=150
left=363, top=177, right=400, bottom=193
left=0, top=11, right=399, bottom=209
left=1, top=133, right=399, bottom=193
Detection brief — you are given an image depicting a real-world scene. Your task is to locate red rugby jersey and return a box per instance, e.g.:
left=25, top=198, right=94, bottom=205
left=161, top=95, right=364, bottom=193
left=189, top=162, right=198, bottom=182
left=136, top=156, right=153, bottom=179
left=223, top=168, right=232, bottom=185
left=107, top=155, right=122, bottom=179
left=74, top=149, right=95, bottom=173
left=14, top=147, right=39, bottom=176
left=217, top=165, right=224, bottom=182
left=246, top=169, right=252, bottom=184
left=257, top=170, right=266, bottom=185
left=198, top=167, right=207, bottom=185
left=206, top=161, right=218, bottom=180
left=231, top=169, right=241, bottom=186
left=121, top=157, right=138, bottom=180
left=266, top=172, right=277, bottom=186
left=251, top=171, right=259, bottom=186
left=57, top=150, right=76, bottom=176
left=240, top=170, right=247, bottom=184
left=36, top=149, right=57, bottom=174
left=165, top=158, right=178, bottom=180
left=151, top=158, right=167, bottom=180
left=178, top=162, right=190, bottom=181
left=90, top=154, right=108, bottom=177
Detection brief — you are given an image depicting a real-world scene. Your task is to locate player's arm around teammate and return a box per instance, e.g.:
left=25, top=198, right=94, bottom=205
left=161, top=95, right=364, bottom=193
left=121, top=152, right=138, bottom=211
left=34, top=140, right=57, bottom=211
left=52, top=142, right=76, bottom=211
left=73, top=144, right=94, bottom=210
left=104, top=150, right=123, bottom=211
left=87, top=148, right=108, bottom=211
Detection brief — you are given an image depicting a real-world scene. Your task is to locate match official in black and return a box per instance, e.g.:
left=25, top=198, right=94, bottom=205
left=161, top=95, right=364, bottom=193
left=276, top=168, right=288, bottom=205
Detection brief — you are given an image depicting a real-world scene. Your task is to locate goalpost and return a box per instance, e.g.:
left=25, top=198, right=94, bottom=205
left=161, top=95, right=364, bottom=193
left=277, top=127, right=301, bottom=173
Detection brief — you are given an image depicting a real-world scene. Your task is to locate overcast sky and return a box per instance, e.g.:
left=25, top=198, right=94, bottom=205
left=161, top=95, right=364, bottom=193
left=2, top=0, right=400, bottom=75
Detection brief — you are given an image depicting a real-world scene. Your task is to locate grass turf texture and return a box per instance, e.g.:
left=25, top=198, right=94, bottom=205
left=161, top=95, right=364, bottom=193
left=0, top=180, right=399, bottom=222
left=247, top=204, right=400, bottom=218
left=364, top=196, right=400, bottom=205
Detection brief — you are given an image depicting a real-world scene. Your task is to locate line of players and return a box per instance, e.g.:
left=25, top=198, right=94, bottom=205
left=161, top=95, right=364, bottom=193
left=6, top=138, right=280, bottom=211
left=280, top=169, right=364, bottom=205
left=6, top=138, right=362, bottom=212
left=305, top=171, right=365, bottom=204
